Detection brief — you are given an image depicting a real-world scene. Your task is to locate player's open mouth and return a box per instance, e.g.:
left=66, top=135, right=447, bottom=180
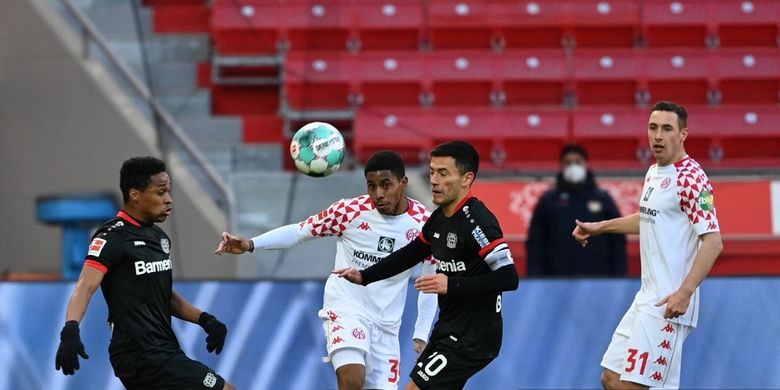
left=163, top=208, right=172, bottom=216
left=652, top=144, right=664, bottom=152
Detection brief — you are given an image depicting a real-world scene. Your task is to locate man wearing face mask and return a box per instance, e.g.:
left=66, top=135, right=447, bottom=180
left=526, top=144, right=627, bottom=276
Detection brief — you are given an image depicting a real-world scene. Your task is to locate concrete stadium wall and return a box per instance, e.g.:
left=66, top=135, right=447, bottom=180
left=0, top=0, right=233, bottom=277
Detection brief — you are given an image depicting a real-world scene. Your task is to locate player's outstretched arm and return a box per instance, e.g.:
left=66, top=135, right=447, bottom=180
left=655, top=231, right=723, bottom=319
left=214, top=231, right=253, bottom=255
left=412, top=260, right=438, bottom=351
left=56, top=265, right=103, bottom=375
left=334, top=237, right=431, bottom=285
left=572, top=213, right=640, bottom=247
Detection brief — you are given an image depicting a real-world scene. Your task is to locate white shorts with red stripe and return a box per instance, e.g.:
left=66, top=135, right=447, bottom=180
left=601, top=302, right=691, bottom=389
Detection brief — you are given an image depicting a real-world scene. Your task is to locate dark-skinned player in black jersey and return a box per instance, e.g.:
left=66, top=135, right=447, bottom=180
left=54, top=156, right=236, bottom=390
left=334, top=141, right=519, bottom=390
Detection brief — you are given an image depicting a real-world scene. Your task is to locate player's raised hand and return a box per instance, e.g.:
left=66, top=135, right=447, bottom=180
left=572, top=219, right=600, bottom=247
left=214, top=232, right=253, bottom=255
left=414, top=274, right=448, bottom=294
left=332, top=267, right=362, bottom=284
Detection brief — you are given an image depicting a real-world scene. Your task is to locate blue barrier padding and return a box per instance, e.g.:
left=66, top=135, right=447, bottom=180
left=1, top=278, right=778, bottom=389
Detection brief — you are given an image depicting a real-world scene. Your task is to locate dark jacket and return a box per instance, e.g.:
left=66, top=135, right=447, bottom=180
left=526, top=172, right=627, bottom=276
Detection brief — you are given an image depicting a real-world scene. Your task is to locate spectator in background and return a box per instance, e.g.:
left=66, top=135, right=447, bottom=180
left=526, top=144, right=627, bottom=276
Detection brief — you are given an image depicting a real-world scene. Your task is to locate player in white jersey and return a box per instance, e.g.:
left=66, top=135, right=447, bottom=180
left=215, top=151, right=438, bottom=390
left=572, top=101, right=723, bottom=389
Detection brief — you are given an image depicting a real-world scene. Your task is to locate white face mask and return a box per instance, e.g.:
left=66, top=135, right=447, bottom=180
left=562, top=164, right=587, bottom=184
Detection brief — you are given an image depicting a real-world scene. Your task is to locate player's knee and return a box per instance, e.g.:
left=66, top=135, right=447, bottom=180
left=601, top=369, right=619, bottom=390
left=336, top=373, right=364, bottom=390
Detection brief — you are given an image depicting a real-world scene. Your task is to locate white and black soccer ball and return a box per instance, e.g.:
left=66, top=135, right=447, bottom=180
left=289, top=122, right=346, bottom=177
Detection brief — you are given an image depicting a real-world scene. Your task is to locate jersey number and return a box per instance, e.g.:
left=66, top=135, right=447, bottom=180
left=422, top=352, right=448, bottom=377
left=388, top=359, right=399, bottom=383
left=496, top=295, right=502, bottom=313
left=625, top=348, right=649, bottom=375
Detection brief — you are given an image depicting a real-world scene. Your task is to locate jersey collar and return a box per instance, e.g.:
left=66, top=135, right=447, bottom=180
left=451, top=191, right=473, bottom=215
left=117, top=210, right=142, bottom=227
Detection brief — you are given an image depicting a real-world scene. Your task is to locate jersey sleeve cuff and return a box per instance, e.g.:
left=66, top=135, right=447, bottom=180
left=85, top=259, right=108, bottom=274
left=478, top=238, right=506, bottom=258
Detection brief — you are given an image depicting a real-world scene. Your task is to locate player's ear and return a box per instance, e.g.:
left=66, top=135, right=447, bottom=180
left=680, top=127, right=688, bottom=143
left=462, top=172, right=475, bottom=187
left=129, top=188, right=141, bottom=203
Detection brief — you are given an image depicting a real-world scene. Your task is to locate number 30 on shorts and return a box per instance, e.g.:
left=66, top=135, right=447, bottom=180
left=419, top=352, right=448, bottom=377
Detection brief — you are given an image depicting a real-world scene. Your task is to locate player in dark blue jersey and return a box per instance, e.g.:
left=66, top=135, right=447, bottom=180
left=55, top=156, right=236, bottom=390
left=335, top=141, right=519, bottom=390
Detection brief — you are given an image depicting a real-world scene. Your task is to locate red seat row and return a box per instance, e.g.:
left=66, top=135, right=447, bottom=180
left=353, top=105, right=780, bottom=170
left=210, top=0, right=780, bottom=54
left=280, top=48, right=780, bottom=109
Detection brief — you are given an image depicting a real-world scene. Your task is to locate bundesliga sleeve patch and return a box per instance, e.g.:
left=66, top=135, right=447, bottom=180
left=88, top=238, right=107, bottom=257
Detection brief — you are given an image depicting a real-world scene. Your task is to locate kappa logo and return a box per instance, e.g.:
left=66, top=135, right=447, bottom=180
left=332, top=336, right=345, bottom=345
left=446, top=232, right=457, bottom=249
left=654, top=356, right=668, bottom=366
left=658, top=340, right=672, bottom=350
left=707, top=220, right=718, bottom=230
left=650, top=372, right=663, bottom=381
left=327, top=310, right=340, bottom=321
left=88, top=238, right=107, bottom=257
left=377, top=236, right=395, bottom=253
left=358, top=222, right=372, bottom=231
left=662, top=324, right=674, bottom=333
left=331, top=325, right=344, bottom=333
left=352, top=328, right=366, bottom=340
left=203, top=372, right=217, bottom=388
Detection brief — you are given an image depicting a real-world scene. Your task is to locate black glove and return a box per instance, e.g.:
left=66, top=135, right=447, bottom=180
left=198, top=312, right=227, bottom=354
left=55, top=320, right=89, bottom=375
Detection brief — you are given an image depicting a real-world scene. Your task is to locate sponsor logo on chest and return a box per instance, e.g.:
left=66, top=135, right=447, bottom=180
left=438, top=259, right=466, bottom=272
left=377, top=236, right=395, bottom=253
left=134, top=258, right=172, bottom=275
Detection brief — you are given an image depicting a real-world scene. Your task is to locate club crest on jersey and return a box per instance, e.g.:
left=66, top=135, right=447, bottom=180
left=203, top=372, right=217, bottom=388
left=160, top=238, right=170, bottom=254
left=377, top=236, right=395, bottom=253
left=406, top=228, right=420, bottom=242
left=446, top=232, right=457, bottom=249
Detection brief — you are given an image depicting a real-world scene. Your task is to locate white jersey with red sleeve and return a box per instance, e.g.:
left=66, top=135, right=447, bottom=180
left=635, top=155, right=719, bottom=327
left=300, top=195, right=435, bottom=331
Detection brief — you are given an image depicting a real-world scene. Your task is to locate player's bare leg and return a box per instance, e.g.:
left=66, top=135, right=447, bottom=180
left=336, top=363, right=365, bottom=390
left=223, top=382, right=237, bottom=390
left=601, top=369, right=648, bottom=390
left=403, top=381, right=420, bottom=390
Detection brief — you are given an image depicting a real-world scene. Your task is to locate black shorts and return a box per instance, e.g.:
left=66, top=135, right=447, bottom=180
left=112, top=350, right=225, bottom=390
left=409, top=341, right=494, bottom=390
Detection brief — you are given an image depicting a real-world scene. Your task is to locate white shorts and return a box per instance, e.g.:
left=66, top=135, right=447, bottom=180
left=318, top=308, right=402, bottom=390
left=601, top=303, right=691, bottom=389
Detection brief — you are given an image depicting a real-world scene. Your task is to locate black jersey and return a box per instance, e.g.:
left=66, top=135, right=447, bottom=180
left=84, top=211, right=179, bottom=360
left=420, top=196, right=506, bottom=359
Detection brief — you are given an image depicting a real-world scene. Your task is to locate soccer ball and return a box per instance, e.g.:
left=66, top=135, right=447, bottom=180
left=290, top=122, right=346, bottom=177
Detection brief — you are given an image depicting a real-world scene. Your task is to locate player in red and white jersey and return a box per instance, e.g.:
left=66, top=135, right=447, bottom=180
left=215, top=151, right=437, bottom=390
left=573, top=101, right=723, bottom=389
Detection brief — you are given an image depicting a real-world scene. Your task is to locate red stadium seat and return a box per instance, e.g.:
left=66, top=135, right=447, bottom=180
left=211, top=0, right=424, bottom=54
left=642, top=0, right=780, bottom=47
left=428, top=1, right=640, bottom=49
left=713, top=48, right=780, bottom=104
